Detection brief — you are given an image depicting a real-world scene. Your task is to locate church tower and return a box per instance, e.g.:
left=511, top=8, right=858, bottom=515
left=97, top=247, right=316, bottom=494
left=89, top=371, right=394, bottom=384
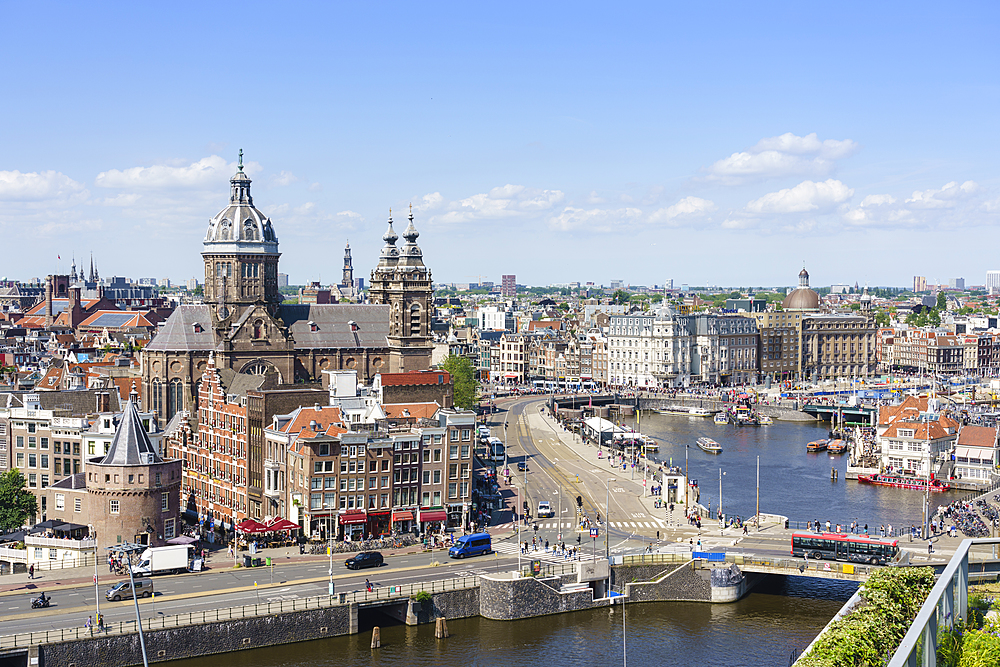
left=368, top=207, right=433, bottom=372
left=202, top=150, right=282, bottom=321
left=341, top=241, right=354, bottom=288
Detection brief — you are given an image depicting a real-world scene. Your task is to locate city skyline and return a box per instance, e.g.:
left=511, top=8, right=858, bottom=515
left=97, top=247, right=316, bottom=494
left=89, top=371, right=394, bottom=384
left=1, top=3, right=998, bottom=286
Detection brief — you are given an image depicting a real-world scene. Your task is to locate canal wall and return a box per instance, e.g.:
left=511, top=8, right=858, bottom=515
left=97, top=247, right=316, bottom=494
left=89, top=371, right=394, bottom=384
left=21, top=561, right=757, bottom=667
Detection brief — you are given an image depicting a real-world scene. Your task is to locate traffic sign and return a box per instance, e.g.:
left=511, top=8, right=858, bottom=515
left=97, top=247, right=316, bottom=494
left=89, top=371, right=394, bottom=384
left=589, top=527, right=599, bottom=539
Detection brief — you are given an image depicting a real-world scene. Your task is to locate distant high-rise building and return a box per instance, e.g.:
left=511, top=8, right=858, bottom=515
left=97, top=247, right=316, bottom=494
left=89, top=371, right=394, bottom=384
left=913, top=276, right=927, bottom=292
left=501, top=274, right=516, bottom=297
left=665, top=279, right=673, bottom=290
left=186, top=278, right=199, bottom=291
left=158, top=278, right=171, bottom=288
left=277, top=272, right=289, bottom=288
left=987, top=271, right=1000, bottom=295
left=948, top=278, right=965, bottom=290
left=610, top=280, right=624, bottom=290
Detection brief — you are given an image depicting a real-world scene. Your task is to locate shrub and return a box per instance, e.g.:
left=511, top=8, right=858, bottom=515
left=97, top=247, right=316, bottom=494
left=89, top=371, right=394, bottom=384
left=413, top=590, right=432, bottom=604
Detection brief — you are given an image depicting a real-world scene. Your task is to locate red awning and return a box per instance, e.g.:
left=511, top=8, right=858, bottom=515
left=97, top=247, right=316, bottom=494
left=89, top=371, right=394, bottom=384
left=419, top=509, right=447, bottom=523
left=339, top=512, right=368, bottom=525
left=504, top=374, right=518, bottom=379
left=236, top=519, right=266, bottom=534
left=392, top=511, right=414, bottom=522
left=262, top=517, right=301, bottom=532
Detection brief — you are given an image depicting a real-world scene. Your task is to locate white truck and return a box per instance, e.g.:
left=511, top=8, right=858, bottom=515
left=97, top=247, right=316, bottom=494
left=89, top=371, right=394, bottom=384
left=130, top=544, right=191, bottom=576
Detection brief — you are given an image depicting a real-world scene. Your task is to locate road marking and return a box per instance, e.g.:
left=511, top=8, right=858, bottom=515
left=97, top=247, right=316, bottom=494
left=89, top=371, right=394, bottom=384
left=630, top=513, right=647, bottom=518
left=613, top=487, right=626, bottom=493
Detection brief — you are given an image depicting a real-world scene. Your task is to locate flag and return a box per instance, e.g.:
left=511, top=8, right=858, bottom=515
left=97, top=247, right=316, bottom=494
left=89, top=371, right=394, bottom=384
left=57, top=255, right=61, bottom=260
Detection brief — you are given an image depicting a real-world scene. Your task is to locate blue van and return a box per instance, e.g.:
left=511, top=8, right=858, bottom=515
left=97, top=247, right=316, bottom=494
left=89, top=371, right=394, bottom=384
left=448, top=532, right=492, bottom=559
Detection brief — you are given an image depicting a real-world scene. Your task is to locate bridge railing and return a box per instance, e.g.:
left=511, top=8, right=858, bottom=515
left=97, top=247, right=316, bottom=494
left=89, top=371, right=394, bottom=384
left=0, top=574, right=481, bottom=650
left=886, top=538, right=1000, bottom=667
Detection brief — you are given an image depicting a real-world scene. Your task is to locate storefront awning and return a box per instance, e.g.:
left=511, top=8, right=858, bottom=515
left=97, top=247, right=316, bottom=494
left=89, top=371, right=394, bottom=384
left=504, top=374, right=518, bottom=379
left=392, top=511, right=414, bottom=522
left=338, top=512, right=368, bottom=525
left=419, top=509, right=447, bottom=523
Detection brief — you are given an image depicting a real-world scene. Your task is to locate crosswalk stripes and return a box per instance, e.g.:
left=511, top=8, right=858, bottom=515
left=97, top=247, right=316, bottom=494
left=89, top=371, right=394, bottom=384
left=491, top=541, right=571, bottom=564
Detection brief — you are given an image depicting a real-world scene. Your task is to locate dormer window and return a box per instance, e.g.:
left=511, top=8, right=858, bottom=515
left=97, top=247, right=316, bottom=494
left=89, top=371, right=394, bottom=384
left=193, top=323, right=203, bottom=334
left=309, top=321, right=318, bottom=332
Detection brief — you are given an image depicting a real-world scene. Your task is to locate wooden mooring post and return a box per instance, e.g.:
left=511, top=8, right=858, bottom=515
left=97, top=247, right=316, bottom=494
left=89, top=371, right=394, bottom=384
left=435, top=616, right=449, bottom=639
left=371, top=626, right=380, bottom=649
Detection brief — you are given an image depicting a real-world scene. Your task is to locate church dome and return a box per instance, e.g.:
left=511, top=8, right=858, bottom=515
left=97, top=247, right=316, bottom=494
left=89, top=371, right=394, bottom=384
left=782, top=288, right=820, bottom=310
left=782, top=266, right=820, bottom=310
left=203, top=152, right=278, bottom=255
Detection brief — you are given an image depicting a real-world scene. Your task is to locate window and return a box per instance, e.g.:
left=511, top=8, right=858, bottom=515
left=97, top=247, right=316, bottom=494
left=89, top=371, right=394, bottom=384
left=448, top=482, right=457, bottom=499
left=40, top=437, right=48, bottom=449
left=449, top=464, right=458, bottom=480
left=381, top=475, right=389, bottom=488
left=461, top=429, right=471, bottom=441
left=433, top=470, right=441, bottom=484
left=311, top=494, right=322, bottom=510
left=28, top=453, right=36, bottom=467
left=41, top=475, right=48, bottom=488
left=422, top=471, right=430, bottom=485
left=461, top=463, right=470, bottom=479
left=55, top=493, right=65, bottom=510
left=16, top=435, right=23, bottom=447
left=433, top=449, right=442, bottom=462
left=450, top=445, right=459, bottom=460
left=460, top=481, right=469, bottom=498
left=161, top=493, right=169, bottom=512
left=74, top=498, right=81, bottom=513
left=110, top=499, right=120, bottom=514
left=422, top=450, right=430, bottom=463
left=369, top=476, right=376, bottom=489
left=16, top=453, right=23, bottom=467
left=165, top=519, right=176, bottom=540
left=461, top=445, right=470, bottom=459
left=28, top=474, right=36, bottom=487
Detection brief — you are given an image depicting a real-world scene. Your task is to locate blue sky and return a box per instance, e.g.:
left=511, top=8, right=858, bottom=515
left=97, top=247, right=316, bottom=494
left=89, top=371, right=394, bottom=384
left=1, top=2, right=998, bottom=288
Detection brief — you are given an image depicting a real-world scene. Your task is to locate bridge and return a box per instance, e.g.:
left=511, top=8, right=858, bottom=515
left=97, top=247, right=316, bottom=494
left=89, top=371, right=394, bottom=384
left=801, top=403, right=875, bottom=424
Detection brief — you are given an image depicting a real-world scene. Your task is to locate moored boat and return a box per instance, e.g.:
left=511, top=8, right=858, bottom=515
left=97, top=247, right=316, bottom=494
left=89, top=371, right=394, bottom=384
left=688, top=407, right=713, bottom=417
left=857, top=473, right=950, bottom=492
left=806, top=439, right=828, bottom=453
left=827, top=439, right=847, bottom=454
left=714, top=413, right=729, bottom=425
left=756, top=414, right=773, bottom=425
left=696, top=437, right=722, bottom=454
left=655, top=405, right=692, bottom=415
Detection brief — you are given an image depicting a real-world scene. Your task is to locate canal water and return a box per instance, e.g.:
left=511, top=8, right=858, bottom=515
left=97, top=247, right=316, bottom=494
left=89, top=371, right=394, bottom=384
left=629, top=412, right=965, bottom=531
left=168, top=416, right=934, bottom=666
left=170, top=576, right=856, bottom=667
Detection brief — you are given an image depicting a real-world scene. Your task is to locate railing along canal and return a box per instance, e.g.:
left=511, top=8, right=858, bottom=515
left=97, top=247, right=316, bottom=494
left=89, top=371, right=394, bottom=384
left=0, top=574, right=481, bottom=649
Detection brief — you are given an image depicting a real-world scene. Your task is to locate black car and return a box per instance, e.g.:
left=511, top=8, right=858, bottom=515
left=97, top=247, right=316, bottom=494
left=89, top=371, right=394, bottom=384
left=344, top=551, right=384, bottom=570
left=517, top=461, right=528, bottom=471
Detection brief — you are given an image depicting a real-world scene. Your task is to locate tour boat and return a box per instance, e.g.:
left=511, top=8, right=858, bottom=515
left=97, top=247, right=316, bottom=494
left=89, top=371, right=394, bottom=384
left=714, top=413, right=729, bottom=425
left=688, top=407, right=713, bottom=417
left=806, top=439, right=828, bottom=453
left=696, top=437, right=722, bottom=454
left=826, top=439, right=847, bottom=455
left=856, top=473, right=950, bottom=492
left=756, top=415, right=773, bottom=425
left=656, top=406, right=692, bottom=415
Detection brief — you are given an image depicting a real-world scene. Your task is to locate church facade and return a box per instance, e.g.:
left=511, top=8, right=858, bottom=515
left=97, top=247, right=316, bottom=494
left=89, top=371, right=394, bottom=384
left=141, top=154, right=433, bottom=424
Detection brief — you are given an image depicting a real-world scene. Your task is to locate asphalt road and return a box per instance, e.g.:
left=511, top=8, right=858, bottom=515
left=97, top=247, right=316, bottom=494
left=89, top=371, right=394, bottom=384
left=0, top=549, right=524, bottom=635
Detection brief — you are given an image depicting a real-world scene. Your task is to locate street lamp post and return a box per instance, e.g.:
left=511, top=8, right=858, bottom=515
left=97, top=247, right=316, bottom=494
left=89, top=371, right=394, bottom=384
left=605, top=478, right=616, bottom=562
left=89, top=526, right=100, bottom=628
left=719, top=468, right=726, bottom=535
left=555, top=489, right=562, bottom=542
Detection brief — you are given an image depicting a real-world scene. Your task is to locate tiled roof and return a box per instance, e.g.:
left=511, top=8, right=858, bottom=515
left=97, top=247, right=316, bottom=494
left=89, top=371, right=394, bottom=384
left=279, top=405, right=346, bottom=439
left=95, top=395, right=161, bottom=466
left=281, top=304, right=390, bottom=349
left=144, top=305, right=216, bottom=351
left=957, top=425, right=998, bottom=448
left=382, top=402, right=441, bottom=419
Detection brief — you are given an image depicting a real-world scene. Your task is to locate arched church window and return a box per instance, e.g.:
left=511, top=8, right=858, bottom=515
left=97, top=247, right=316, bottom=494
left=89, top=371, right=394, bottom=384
left=167, top=378, right=183, bottom=420
left=150, top=378, right=162, bottom=418
left=253, top=320, right=263, bottom=339
left=243, top=220, right=256, bottom=241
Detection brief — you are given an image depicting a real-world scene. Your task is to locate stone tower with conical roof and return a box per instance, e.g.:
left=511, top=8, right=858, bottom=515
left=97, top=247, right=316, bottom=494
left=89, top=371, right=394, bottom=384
left=341, top=241, right=354, bottom=289
left=368, top=206, right=433, bottom=372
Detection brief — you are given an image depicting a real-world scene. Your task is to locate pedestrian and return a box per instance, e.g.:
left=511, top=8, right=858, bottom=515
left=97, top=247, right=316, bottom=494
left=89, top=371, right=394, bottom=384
left=85, top=615, right=93, bottom=635
left=544, top=539, right=549, bottom=551
left=864, top=523, right=868, bottom=534
left=365, top=578, right=372, bottom=592
left=743, top=524, right=748, bottom=535
left=28, top=564, right=34, bottom=580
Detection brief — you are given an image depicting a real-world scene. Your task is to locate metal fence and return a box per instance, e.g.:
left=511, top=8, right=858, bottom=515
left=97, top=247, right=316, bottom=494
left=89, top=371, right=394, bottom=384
left=887, top=537, right=1000, bottom=667
left=0, top=574, right=481, bottom=650
left=0, top=550, right=98, bottom=572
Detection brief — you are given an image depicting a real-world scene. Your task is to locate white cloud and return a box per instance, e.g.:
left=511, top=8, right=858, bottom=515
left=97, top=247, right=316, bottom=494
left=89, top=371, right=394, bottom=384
left=336, top=210, right=363, bottom=220
left=702, top=132, right=858, bottom=183
left=548, top=206, right=642, bottom=232
left=96, top=193, right=142, bottom=207
left=860, top=194, right=896, bottom=207
left=745, top=179, right=854, bottom=214
left=648, top=196, right=716, bottom=225
left=0, top=170, right=88, bottom=203
left=271, top=170, right=303, bottom=187
left=419, top=185, right=565, bottom=225
left=94, top=155, right=253, bottom=190
left=905, top=180, right=979, bottom=209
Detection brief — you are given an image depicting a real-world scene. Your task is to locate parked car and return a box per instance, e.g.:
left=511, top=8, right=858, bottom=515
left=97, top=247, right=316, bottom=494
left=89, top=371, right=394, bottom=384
left=537, top=501, right=554, bottom=518
left=344, top=551, right=384, bottom=570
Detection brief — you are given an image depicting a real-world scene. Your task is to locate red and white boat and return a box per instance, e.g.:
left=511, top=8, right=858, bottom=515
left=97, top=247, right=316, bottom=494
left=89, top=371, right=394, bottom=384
left=856, top=473, right=950, bottom=492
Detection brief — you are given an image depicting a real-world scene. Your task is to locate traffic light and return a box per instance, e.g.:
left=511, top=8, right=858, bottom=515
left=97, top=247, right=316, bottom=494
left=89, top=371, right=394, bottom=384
left=533, top=523, right=538, bottom=532
left=523, top=501, right=529, bottom=510
left=576, top=496, right=583, bottom=508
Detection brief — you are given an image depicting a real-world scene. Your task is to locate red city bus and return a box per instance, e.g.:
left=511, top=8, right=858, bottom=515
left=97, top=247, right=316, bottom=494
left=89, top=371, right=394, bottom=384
left=791, top=532, right=899, bottom=565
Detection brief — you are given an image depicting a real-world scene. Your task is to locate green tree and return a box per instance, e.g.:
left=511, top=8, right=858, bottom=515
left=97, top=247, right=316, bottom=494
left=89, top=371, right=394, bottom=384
left=937, top=291, right=947, bottom=310
left=874, top=309, right=891, bottom=327
left=611, top=289, right=630, bottom=305
left=0, top=470, right=37, bottom=533
left=440, top=355, right=479, bottom=410
left=192, top=285, right=203, bottom=297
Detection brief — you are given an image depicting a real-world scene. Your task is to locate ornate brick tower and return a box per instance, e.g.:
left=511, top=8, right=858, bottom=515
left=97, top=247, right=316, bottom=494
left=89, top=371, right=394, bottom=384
left=368, top=207, right=433, bottom=372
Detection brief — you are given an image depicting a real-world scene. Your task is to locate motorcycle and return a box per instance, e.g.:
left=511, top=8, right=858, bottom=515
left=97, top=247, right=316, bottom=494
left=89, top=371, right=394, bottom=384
left=31, top=596, right=50, bottom=609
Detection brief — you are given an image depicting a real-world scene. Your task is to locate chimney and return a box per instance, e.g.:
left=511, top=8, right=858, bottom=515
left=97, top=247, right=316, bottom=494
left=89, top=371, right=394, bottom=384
left=44, top=276, right=53, bottom=327
left=68, top=287, right=82, bottom=327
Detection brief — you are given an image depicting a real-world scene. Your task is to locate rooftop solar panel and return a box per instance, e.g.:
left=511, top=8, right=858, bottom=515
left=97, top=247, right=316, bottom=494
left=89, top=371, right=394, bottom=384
left=90, top=313, right=134, bottom=328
